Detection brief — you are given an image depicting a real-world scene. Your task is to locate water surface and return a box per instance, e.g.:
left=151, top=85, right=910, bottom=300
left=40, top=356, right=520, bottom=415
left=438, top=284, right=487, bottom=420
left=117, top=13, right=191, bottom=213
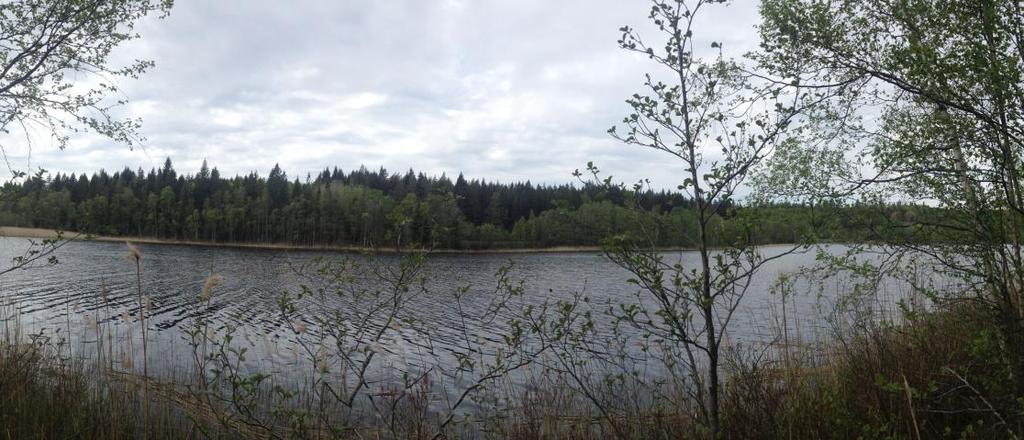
left=0, top=238, right=907, bottom=384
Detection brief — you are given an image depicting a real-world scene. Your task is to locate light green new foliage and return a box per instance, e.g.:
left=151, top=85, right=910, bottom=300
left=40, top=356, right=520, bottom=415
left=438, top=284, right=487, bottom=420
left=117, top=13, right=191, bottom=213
left=0, top=0, right=173, bottom=178
left=573, top=0, right=825, bottom=436
left=758, top=0, right=1024, bottom=433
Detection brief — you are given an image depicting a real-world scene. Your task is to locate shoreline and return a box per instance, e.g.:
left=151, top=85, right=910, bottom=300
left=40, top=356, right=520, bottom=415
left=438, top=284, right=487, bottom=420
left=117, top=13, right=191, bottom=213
left=0, top=226, right=809, bottom=255
left=0, top=226, right=622, bottom=254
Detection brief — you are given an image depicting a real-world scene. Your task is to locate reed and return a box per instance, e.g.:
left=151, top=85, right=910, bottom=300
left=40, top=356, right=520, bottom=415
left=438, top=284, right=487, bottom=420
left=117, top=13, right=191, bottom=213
left=126, top=241, right=151, bottom=440
left=0, top=327, right=198, bottom=439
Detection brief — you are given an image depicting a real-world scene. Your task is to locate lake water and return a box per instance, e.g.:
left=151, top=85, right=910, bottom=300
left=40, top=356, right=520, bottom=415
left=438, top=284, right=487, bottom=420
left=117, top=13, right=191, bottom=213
left=0, top=237, right=915, bottom=388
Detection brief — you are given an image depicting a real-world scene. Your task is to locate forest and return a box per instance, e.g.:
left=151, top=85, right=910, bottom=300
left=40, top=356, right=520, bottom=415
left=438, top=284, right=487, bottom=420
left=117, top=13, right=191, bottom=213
left=0, top=158, right=947, bottom=249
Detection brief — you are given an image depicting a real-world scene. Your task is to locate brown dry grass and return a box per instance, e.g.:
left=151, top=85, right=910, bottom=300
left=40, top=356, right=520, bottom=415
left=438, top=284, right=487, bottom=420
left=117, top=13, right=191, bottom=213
left=0, top=226, right=611, bottom=254
left=0, top=226, right=735, bottom=254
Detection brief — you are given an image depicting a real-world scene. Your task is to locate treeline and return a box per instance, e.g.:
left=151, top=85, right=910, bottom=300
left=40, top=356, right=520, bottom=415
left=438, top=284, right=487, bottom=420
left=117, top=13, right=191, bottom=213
left=0, top=159, right=942, bottom=249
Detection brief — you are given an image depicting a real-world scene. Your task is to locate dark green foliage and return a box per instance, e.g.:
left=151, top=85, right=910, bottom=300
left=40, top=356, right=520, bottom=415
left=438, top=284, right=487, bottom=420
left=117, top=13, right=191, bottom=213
left=0, top=160, right=956, bottom=250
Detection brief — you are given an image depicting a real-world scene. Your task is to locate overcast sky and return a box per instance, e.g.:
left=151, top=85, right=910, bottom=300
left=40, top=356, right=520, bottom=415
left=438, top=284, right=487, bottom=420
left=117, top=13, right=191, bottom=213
left=5, top=0, right=761, bottom=188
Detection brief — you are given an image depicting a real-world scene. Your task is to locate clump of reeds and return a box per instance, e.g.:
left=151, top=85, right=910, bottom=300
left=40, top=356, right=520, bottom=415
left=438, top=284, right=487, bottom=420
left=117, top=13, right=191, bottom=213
left=0, top=325, right=198, bottom=439
left=126, top=241, right=151, bottom=439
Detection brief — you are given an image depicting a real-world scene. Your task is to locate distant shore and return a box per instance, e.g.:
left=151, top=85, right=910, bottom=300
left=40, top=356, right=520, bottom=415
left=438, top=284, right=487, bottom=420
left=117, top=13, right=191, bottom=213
left=0, top=226, right=812, bottom=254
left=0, top=226, right=622, bottom=254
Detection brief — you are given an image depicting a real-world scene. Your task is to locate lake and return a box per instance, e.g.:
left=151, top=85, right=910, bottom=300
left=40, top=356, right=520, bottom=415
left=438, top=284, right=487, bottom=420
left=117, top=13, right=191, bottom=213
left=0, top=237, right=913, bottom=387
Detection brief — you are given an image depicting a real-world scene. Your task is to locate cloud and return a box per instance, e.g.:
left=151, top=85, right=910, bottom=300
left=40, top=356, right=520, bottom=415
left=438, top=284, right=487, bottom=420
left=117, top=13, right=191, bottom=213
left=1, top=0, right=761, bottom=189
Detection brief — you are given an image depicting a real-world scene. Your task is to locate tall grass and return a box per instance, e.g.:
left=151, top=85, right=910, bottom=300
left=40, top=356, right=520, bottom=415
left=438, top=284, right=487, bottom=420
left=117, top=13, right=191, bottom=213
left=726, top=302, right=1020, bottom=439
left=0, top=309, right=199, bottom=439
left=127, top=241, right=151, bottom=440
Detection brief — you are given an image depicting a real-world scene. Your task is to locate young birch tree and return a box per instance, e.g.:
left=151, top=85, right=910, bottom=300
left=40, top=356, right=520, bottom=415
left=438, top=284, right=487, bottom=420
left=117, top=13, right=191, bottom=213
left=589, top=0, right=827, bottom=435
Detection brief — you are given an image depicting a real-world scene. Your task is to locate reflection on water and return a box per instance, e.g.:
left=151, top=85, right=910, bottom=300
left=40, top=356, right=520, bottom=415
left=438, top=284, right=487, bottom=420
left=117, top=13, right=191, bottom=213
left=0, top=238, right=911, bottom=384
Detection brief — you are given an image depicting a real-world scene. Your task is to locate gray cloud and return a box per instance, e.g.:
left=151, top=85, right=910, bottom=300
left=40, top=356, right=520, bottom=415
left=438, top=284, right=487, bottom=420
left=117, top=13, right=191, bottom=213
left=3, top=0, right=761, bottom=188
